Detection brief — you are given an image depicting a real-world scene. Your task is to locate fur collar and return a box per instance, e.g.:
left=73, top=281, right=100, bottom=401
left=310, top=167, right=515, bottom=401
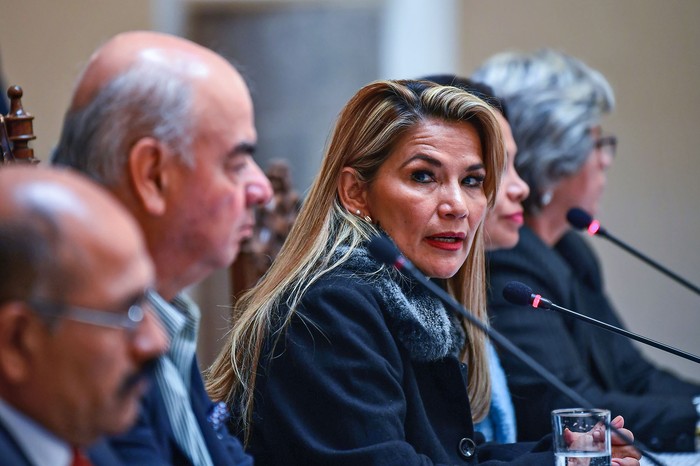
left=336, top=245, right=464, bottom=362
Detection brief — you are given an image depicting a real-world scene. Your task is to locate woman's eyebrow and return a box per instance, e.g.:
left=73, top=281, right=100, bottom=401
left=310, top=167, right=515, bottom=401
left=400, top=154, right=441, bottom=169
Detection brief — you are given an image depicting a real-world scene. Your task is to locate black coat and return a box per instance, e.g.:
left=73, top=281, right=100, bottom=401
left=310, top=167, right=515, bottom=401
left=487, top=227, right=699, bottom=451
left=244, top=246, right=553, bottom=465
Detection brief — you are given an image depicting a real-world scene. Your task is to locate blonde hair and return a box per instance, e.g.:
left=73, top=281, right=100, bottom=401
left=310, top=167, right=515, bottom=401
left=206, top=80, right=505, bottom=442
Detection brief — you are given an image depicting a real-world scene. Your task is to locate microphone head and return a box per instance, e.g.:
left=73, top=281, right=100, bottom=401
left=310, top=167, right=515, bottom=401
left=502, top=281, right=534, bottom=306
left=367, top=234, right=401, bottom=268
left=566, top=207, right=593, bottom=230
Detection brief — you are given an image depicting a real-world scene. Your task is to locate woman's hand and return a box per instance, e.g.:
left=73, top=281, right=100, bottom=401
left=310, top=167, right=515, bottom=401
left=610, top=415, right=641, bottom=466
left=561, top=414, right=640, bottom=466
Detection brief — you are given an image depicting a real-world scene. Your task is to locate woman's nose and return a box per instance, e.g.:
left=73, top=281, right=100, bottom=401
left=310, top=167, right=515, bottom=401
left=438, top=184, right=469, bottom=219
left=508, top=170, right=530, bottom=202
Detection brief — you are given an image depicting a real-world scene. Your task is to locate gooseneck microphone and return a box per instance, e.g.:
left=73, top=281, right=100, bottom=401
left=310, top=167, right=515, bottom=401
left=503, top=281, right=700, bottom=365
left=567, top=207, right=700, bottom=296
left=367, top=234, right=664, bottom=466
left=566, top=207, right=606, bottom=236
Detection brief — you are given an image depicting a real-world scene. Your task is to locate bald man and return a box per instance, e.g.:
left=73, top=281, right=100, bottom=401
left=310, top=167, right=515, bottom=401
left=0, top=166, right=167, bottom=466
left=53, top=31, right=272, bottom=465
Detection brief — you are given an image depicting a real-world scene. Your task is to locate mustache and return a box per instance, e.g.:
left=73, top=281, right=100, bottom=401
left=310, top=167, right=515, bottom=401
left=118, top=356, right=160, bottom=398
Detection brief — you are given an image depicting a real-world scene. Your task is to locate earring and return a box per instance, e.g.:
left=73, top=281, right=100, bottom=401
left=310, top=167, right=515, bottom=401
left=364, top=215, right=372, bottom=223
left=355, top=209, right=361, bottom=215
left=540, top=190, right=553, bottom=206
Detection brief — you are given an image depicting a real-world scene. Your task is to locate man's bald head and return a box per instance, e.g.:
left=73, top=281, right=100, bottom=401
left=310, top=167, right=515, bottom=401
left=53, top=30, right=251, bottom=186
left=0, top=166, right=149, bottom=303
left=0, top=166, right=165, bottom=445
left=70, top=31, right=242, bottom=109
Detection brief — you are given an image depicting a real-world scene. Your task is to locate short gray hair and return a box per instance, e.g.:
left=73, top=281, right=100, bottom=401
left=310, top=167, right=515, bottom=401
left=52, top=60, right=195, bottom=185
left=473, top=48, right=615, bottom=213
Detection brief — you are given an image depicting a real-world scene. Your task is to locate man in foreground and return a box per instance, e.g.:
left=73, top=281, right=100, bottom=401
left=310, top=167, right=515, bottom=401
left=0, top=165, right=167, bottom=466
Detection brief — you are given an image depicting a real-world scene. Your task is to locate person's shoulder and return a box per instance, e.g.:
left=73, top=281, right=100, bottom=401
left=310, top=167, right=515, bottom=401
left=554, top=231, right=602, bottom=286
left=273, top=255, right=397, bottom=344
left=487, top=227, right=575, bottom=303
left=489, top=227, right=549, bottom=264
left=295, top=266, right=386, bottom=326
left=555, top=230, right=597, bottom=262
left=488, top=226, right=564, bottom=277
left=300, top=252, right=387, bottom=303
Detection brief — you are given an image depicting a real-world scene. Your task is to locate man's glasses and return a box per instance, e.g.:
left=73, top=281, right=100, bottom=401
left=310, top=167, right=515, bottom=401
left=595, top=134, right=617, bottom=158
left=29, top=288, right=157, bottom=333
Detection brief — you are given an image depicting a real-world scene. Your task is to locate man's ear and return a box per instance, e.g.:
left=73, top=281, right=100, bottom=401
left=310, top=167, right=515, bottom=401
left=338, top=167, right=370, bottom=217
left=0, top=303, right=41, bottom=384
left=128, top=137, right=170, bottom=216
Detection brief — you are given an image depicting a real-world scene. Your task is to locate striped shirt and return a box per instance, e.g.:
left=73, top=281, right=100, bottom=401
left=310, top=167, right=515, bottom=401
left=151, top=292, right=213, bottom=466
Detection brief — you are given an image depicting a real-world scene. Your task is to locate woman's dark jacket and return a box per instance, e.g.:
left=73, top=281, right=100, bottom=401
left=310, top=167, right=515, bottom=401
left=487, top=226, right=699, bottom=451
left=241, top=245, right=553, bottom=465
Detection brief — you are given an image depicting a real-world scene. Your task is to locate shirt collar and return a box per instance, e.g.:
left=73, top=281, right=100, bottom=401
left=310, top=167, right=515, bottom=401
left=150, top=291, right=200, bottom=379
left=150, top=291, right=200, bottom=344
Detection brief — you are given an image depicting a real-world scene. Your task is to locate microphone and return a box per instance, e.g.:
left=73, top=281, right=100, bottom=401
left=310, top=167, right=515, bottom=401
left=367, top=234, right=665, bottom=466
left=503, top=281, right=700, bottom=365
left=566, top=207, right=700, bottom=296
left=566, top=207, right=605, bottom=236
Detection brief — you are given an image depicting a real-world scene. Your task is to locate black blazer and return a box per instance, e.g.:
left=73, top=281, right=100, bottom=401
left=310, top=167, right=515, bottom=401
left=0, top=417, right=123, bottom=466
left=108, top=360, right=252, bottom=466
left=244, top=248, right=553, bottom=465
left=487, top=227, right=699, bottom=451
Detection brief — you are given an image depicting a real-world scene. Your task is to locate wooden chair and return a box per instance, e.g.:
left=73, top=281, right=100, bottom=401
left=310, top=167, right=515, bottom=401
left=1, top=85, right=38, bottom=165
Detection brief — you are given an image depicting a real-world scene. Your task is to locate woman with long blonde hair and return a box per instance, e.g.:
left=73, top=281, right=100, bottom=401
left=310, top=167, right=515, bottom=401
left=206, top=79, right=636, bottom=465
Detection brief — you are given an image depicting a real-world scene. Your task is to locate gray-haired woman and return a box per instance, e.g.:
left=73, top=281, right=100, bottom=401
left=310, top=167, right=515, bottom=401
left=474, top=48, right=699, bottom=452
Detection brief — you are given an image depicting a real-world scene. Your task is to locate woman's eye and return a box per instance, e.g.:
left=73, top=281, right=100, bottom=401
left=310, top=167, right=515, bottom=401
left=463, top=174, right=485, bottom=187
left=411, top=170, right=434, bottom=183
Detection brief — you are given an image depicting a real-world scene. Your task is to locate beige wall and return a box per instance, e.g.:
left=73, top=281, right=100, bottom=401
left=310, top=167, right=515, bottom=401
left=459, top=0, right=700, bottom=383
left=0, top=0, right=151, bottom=162
left=1, top=0, right=697, bottom=382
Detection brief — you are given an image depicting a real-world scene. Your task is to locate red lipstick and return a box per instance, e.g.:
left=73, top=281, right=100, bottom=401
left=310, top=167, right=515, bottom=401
left=425, top=232, right=465, bottom=251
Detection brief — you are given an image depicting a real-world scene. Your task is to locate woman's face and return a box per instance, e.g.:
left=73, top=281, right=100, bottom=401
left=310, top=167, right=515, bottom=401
left=551, top=126, right=614, bottom=217
left=364, top=119, right=488, bottom=279
left=484, top=112, right=529, bottom=251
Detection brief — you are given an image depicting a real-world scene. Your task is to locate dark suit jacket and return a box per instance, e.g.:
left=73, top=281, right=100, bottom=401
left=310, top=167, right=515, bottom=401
left=487, top=227, right=699, bottom=451
left=108, top=360, right=252, bottom=466
left=0, top=418, right=123, bottom=466
left=246, top=248, right=553, bottom=465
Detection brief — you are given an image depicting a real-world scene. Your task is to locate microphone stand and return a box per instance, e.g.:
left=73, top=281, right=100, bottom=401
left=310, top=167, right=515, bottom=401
left=597, top=230, right=700, bottom=296
left=367, top=235, right=666, bottom=466
left=568, top=207, right=700, bottom=296
left=537, top=298, right=700, bottom=365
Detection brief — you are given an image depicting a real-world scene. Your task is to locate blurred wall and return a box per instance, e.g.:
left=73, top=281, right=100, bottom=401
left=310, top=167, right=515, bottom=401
left=0, top=0, right=151, bottom=162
